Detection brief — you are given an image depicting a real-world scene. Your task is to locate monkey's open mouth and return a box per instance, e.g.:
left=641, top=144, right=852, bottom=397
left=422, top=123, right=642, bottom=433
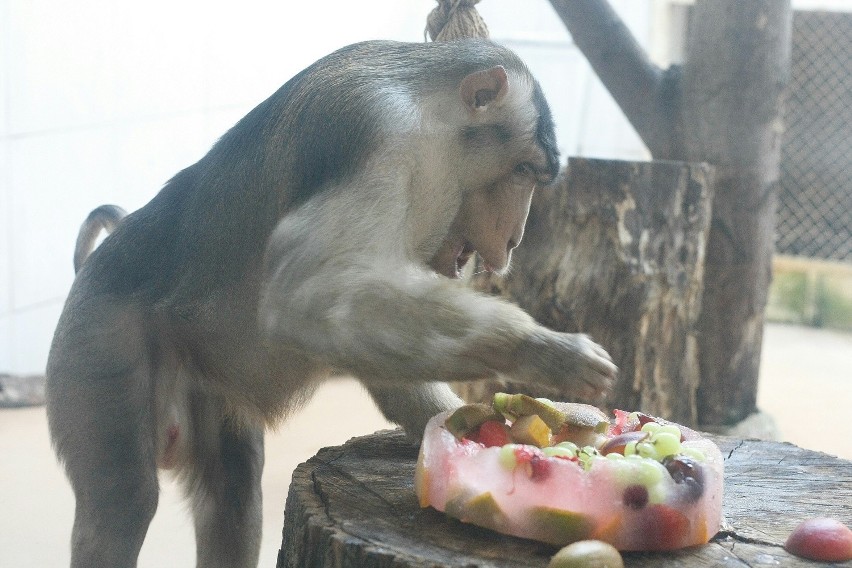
left=453, top=241, right=476, bottom=279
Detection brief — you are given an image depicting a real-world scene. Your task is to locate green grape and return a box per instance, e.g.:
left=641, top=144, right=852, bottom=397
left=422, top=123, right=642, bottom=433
left=647, top=482, right=668, bottom=505
left=658, top=424, right=682, bottom=438
left=556, top=441, right=579, bottom=453
left=680, top=447, right=706, bottom=462
left=578, top=446, right=600, bottom=471
left=543, top=446, right=576, bottom=459
left=636, top=442, right=659, bottom=460
left=624, top=441, right=638, bottom=456
left=635, top=460, right=665, bottom=485
left=611, top=455, right=664, bottom=489
left=651, top=432, right=682, bottom=458
left=640, top=422, right=662, bottom=434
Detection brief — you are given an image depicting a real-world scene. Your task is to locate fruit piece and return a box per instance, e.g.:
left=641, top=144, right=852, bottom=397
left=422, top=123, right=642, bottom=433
left=577, top=446, right=602, bottom=471
left=610, top=456, right=664, bottom=488
left=553, top=402, right=610, bottom=432
left=418, top=405, right=725, bottom=551
left=527, top=506, right=595, bottom=545
left=635, top=442, right=659, bottom=460
left=474, top=420, right=510, bottom=447
left=785, top=518, right=852, bottom=562
left=650, top=431, right=682, bottom=458
left=445, top=491, right=509, bottom=532
left=642, top=504, right=691, bottom=550
left=512, top=445, right=553, bottom=480
left=622, top=484, right=649, bottom=509
left=543, top=445, right=578, bottom=459
left=445, top=403, right=502, bottom=439
left=662, top=455, right=705, bottom=502
left=610, top=409, right=634, bottom=435
left=498, top=444, right=519, bottom=469
left=494, top=392, right=567, bottom=430
left=553, top=423, right=601, bottom=448
left=548, top=540, right=624, bottom=568
left=600, top=431, right=650, bottom=455
left=510, top=414, right=552, bottom=447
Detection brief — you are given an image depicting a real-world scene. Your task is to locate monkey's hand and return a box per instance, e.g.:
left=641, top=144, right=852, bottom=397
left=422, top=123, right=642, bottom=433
left=513, top=329, right=617, bottom=401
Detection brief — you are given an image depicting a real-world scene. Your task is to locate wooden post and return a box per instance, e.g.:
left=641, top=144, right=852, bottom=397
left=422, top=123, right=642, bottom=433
left=546, top=0, right=791, bottom=426
left=463, top=158, right=713, bottom=425
left=682, top=1, right=791, bottom=426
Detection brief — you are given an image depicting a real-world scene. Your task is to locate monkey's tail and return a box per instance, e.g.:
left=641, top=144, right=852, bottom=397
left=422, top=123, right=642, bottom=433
left=73, top=204, right=127, bottom=274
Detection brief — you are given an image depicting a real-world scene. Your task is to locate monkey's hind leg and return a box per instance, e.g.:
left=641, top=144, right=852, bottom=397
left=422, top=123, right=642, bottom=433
left=47, top=342, right=160, bottom=568
left=182, top=397, right=264, bottom=568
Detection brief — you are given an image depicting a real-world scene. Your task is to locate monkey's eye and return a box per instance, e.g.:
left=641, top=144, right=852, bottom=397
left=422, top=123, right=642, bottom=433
left=514, top=162, right=535, bottom=178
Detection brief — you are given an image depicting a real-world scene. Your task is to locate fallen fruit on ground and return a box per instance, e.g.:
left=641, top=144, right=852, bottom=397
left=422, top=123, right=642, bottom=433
left=784, top=517, right=852, bottom=562
left=547, top=539, right=624, bottom=568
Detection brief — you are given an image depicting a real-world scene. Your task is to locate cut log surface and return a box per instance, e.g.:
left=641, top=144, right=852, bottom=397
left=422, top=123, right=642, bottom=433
left=278, top=429, right=852, bottom=567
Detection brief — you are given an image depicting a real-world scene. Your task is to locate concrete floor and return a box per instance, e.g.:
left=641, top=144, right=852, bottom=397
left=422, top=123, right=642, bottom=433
left=1, top=322, right=850, bottom=567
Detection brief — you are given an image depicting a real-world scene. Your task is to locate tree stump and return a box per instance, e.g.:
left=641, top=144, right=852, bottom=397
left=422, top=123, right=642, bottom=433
left=457, top=157, right=714, bottom=426
left=278, top=429, right=852, bottom=567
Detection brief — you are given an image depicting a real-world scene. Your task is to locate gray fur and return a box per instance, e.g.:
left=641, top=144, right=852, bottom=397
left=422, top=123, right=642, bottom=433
left=47, top=40, right=616, bottom=568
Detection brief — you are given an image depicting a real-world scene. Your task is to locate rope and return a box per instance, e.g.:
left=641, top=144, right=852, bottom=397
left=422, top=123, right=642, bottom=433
left=426, top=0, right=490, bottom=41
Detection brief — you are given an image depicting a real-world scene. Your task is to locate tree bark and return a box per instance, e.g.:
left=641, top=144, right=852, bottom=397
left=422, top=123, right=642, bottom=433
left=682, top=1, right=791, bottom=425
left=547, top=0, right=684, bottom=159
left=279, top=429, right=852, bottom=567
left=546, top=0, right=791, bottom=426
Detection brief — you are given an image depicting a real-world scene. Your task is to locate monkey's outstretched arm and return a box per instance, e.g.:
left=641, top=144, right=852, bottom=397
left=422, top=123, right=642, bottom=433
left=260, top=198, right=616, bottom=402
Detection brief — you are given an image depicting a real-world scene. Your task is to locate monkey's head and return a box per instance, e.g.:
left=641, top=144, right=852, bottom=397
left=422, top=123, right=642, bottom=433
left=427, top=60, right=559, bottom=279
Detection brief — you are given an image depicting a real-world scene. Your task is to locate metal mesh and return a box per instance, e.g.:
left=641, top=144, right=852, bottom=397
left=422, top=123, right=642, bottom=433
left=776, top=10, right=852, bottom=262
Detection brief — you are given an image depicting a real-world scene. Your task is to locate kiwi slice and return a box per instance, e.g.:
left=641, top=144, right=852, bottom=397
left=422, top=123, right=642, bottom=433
left=445, top=403, right=503, bottom=439
left=552, top=402, right=610, bottom=433
left=526, top=506, right=595, bottom=545
left=445, top=491, right=508, bottom=531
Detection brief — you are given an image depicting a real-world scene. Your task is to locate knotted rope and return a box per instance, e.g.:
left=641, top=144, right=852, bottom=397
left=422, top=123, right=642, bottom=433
left=426, top=0, right=490, bottom=41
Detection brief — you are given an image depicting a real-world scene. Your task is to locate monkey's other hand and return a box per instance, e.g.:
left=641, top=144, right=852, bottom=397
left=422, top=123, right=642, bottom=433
left=515, top=329, right=617, bottom=401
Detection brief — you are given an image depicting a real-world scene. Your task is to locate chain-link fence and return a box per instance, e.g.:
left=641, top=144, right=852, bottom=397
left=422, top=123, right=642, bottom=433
left=776, top=10, right=852, bottom=263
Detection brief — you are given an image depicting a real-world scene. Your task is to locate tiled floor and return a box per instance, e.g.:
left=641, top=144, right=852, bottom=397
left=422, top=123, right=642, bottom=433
left=1, top=322, right=849, bottom=567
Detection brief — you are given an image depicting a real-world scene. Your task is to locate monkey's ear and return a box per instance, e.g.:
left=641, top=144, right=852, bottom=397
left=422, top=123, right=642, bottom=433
left=460, top=66, right=509, bottom=112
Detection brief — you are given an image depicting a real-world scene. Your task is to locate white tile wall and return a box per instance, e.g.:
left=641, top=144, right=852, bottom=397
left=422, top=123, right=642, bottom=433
left=9, top=302, right=63, bottom=373
left=0, top=141, right=10, bottom=318
left=8, top=128, right=115, bottom=310
left=0, top=0, right=653, bottom=373
left=0, top=315, right=10, bottom=372
left=7, top=0, right=116, bottom=135
left=0, top=0, right=8, bottom=138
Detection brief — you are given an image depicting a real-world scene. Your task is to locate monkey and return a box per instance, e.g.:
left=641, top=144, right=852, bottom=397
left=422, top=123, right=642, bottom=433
left=46, top=39, right=617, bottom=568
left=73, top=204, right=127, bottom=273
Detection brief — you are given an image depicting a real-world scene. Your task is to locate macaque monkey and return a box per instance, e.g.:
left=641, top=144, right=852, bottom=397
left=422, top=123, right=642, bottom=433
left=47, top=40, right=617, bottom=568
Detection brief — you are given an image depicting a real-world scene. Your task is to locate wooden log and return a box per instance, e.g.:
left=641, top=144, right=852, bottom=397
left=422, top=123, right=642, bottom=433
left=457, top=157, right=714, bottom=426
left=682, top=0, right=791, bottom=426
left=278, top=429, right=852, bottom=567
